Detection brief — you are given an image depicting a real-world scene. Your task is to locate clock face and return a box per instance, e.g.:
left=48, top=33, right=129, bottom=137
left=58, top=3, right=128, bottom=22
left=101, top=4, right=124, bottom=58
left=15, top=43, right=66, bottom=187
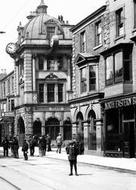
left=6, top=43, right=17, bottom=54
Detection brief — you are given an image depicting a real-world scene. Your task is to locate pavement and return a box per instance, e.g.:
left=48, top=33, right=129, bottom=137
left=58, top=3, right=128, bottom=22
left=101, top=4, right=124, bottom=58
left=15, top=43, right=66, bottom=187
left=1, top=147, right=136, bottom=174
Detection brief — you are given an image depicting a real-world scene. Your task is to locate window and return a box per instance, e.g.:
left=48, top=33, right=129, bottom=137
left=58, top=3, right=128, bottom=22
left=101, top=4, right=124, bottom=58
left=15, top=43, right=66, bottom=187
left=105, top=56, right=114, bottom=85
left=38, top=56, right=44, bottom=70
left=47, top=59, right=55, bottom=70
left=114, top=52, right=123, bottom=83
left=134, top=0, right=136, bottom=28
left=47, top=84, right=55, bottom=102
left=105, top=49, right=132, bottom=86
left=58, top=84, right=63, bottom=102
left=39, top=84, right=44, bottom=103
left=116, top=8, right=124, bottom=37
left=11, top=99, right=14, bottom=111
left=95, top=21, right=102, bottom=46
left=89, top=65, right=96, bottom=91
left=81, top=67, right=87, bottom=93
left=47, top=26, right=55, bottom=39
left=123, top=48, right=132, bottom=81
left=80, top=31, right=86, bottom=52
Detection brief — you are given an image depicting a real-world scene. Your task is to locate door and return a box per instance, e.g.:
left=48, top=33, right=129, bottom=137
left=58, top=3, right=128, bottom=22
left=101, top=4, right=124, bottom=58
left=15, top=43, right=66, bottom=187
left=123, top=121, right=135, bottom=158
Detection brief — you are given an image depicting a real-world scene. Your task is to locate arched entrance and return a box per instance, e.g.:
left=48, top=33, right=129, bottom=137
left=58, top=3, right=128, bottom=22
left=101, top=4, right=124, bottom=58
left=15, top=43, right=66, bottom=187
left=63, top=118, right=72, bottom=140
left=17, top=117, right=25, bottom=146
left=45, top=117, right=60, bottom=140
left=33, top=119, right=42, bottom=137
left=76, top=112, right=84, bottom=154
left=88, top=110, right=96, bottom=150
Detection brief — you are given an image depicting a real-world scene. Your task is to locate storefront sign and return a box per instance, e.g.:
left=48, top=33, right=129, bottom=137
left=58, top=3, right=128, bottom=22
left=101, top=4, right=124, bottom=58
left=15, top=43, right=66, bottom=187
left=105, top=96, right=136, bottom=110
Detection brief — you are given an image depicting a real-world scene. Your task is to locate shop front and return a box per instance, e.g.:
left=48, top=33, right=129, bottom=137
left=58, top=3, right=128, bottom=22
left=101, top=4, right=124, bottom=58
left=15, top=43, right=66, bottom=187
left=102, top=94, right=136, bottom=158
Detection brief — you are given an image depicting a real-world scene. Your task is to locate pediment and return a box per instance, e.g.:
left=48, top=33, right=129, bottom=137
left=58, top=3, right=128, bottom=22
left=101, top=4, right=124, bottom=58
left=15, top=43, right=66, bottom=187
left=45, top=73, right=58, bottom=80
left=75, top=53, right=99, bottom=67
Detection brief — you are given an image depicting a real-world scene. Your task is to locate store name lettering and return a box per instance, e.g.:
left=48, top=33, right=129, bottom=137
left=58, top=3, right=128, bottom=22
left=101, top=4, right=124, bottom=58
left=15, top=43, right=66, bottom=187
left=105, top=97, right=136, bottom=110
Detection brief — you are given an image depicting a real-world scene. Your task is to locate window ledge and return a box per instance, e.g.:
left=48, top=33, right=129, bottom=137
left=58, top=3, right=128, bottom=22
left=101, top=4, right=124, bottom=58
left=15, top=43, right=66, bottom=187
left=93, top=44, right=103, bottom=50
left=114, top=34, right=125, bottom=42
left=132, top=28, right=136, bottom=33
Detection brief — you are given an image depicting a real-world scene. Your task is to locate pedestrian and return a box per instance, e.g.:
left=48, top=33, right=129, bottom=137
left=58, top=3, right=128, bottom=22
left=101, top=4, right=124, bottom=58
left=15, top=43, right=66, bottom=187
left=29, top=136, right=36, bottom=156
left=9, top=136, right=14, bottom=156
left=12, top=136, right=19, bottom=158
left=22, top=139, right=29, bottom=160
left=2, top=136, right=10, bottom=157
left=38, top=136, right=46, bottom=156
left=66, top=140, right=79, bottom=176
left=46, top=134, right=52, bottom=151
left=56, top=133, right=63, bottom=153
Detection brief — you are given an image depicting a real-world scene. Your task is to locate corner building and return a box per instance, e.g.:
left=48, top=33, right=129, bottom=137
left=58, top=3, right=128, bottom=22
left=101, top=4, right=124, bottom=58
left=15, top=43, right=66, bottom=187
left=8, top=1, right=73, bottom=145
left=101, top=0, right=136, bottom=158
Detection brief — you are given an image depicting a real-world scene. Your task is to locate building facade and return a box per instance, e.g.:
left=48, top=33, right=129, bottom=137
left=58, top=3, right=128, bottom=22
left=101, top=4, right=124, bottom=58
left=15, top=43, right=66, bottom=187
left=6, top=1, right=73, bottom=145
left=0, top=71, right=14, bottom=144
left=101, top=0, right=136, bottom=158
left=69, top=5, right=107, bottom=155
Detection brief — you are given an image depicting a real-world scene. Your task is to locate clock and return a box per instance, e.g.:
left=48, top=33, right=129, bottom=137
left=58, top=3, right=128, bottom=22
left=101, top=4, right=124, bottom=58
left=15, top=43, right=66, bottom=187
left=6, top=43, right=17, bottom=54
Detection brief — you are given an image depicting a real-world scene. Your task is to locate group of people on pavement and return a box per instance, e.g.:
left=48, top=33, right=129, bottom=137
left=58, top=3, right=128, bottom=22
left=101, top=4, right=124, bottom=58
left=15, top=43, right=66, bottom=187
left=1, top=133, right=81, bottom=176
left=2, top=136, right=19, bottom=158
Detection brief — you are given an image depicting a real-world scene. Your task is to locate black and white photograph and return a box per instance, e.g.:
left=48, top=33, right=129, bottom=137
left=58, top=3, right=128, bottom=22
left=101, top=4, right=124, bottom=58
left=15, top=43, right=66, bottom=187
left=0, top=0, right=136, bottom=189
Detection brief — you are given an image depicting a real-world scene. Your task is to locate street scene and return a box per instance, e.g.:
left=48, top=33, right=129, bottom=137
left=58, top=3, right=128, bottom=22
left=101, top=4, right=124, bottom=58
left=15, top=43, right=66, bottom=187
left=1, top=0, right=136, bottom=189
left=0, top=147, right=136, bottom=190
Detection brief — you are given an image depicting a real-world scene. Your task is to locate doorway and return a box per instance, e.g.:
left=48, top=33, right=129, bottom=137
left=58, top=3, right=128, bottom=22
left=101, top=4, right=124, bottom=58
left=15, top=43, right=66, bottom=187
left=123, top=121, right=135, bottom=158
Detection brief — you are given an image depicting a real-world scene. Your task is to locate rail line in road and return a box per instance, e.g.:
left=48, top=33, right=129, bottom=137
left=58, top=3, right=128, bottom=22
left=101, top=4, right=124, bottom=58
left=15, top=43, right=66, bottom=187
left=0, top=176, right=21, bottom=190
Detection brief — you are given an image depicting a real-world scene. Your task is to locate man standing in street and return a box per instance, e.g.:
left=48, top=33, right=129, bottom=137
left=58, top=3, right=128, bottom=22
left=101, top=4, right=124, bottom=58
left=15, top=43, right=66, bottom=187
left=56, top=133, right=63, bottom=153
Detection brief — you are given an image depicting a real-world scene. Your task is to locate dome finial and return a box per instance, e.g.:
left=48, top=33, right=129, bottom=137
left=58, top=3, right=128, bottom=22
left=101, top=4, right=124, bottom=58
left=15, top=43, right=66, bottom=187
left=36, top=0, right=48, bottom=14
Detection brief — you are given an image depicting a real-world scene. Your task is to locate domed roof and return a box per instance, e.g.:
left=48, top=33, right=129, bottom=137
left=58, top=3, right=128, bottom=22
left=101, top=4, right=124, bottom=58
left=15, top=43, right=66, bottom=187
left=20, top=0, right=64, bottom=40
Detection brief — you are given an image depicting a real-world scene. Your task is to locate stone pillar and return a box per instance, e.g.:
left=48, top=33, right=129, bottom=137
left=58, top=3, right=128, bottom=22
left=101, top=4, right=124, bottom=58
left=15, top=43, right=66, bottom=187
left=60, top=120, right=63, bottom=140
left=96, top=120, right=102, bottom=153
left=84, top=122, right=89, bottom=152
left=55, top=84, right=58, bottom=102
left=32, top=56, right=36, bottom=91
left=72, top=123, right=77, bottom=137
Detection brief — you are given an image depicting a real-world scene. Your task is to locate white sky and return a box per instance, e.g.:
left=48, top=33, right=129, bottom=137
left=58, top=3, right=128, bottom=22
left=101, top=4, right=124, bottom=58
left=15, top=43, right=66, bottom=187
left=0, top=0, right=106, bottom=74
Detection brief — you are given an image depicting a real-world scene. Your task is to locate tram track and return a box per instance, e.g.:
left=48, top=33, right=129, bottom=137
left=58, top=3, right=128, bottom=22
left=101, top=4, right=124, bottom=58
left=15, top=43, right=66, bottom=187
left=0, top=176, right=21, bottom=190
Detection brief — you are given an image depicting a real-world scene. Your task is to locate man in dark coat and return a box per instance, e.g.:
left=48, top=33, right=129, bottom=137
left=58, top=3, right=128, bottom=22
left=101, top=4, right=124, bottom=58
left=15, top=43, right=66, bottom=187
left=22, top=139, right=29, bottom=160
left=66, top=140, right=79, bottom=176
left=29, top=136, right=36, bottom=156
left=12, top=137, right=19, bottom=158
left=38, top=136, right=46, bottom=156
left=2, top=136, right=10, bottom=157
left=46, top=134, right=51, bottom=151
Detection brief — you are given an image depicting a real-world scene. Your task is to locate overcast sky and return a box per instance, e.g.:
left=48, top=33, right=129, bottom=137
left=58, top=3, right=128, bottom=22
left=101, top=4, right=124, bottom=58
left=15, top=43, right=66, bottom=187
left=0, top=0, right=106, bottom=73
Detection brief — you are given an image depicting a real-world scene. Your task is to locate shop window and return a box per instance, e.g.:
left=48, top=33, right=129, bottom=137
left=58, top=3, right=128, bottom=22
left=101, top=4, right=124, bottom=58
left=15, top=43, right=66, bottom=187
left=80, top=31, right=86, bottom=52
left=95, top=21, right=102, bottom=46
left=47, top=84, right=55, bottom=102
left=116, top=8, right=124, bottom=37
left=89, top=65, right=96, bottom=91
left=80, top=67, right=87, bottom=93
left=58, top=84, right=63, bottom=102
left=39, top=83, right=44, bottom=103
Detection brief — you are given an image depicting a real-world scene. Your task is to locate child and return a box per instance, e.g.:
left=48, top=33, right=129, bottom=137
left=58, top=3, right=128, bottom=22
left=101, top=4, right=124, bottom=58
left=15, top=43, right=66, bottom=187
left=66, top=140, right=79, bottom=176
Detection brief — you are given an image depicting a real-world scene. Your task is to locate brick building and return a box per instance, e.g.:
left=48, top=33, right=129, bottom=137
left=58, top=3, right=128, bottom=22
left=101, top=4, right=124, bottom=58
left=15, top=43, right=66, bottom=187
left=69, top=5, right=107, bottom=155
left=0, top=71, right=14, bottom=144
left=100, top=0, right=136, bottom=158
